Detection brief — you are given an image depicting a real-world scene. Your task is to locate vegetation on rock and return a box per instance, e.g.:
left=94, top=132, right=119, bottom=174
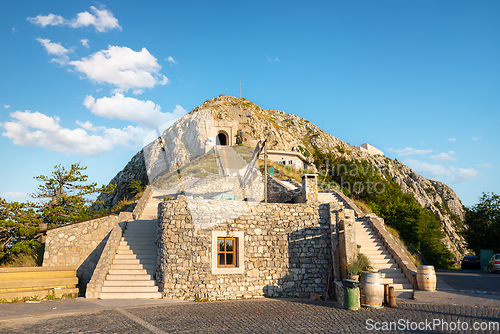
left=313, top=149, right=455, bottom=268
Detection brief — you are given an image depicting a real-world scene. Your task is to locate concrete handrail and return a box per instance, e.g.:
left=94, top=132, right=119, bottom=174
left=363, top=215, right=418, bottom=288
left=330, top=190, right=364, bottom=217
left=132, top=185, right=154, bottom=220
left=85, top=222, right=125, bottom=299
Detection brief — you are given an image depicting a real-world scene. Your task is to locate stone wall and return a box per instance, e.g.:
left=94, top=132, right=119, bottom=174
left=157, top=197, right=332, bottom=300
left=85, top=222, right=125, bottom=298
left=43, top=213, right=132, bottom=284
left=302, top=174, right=318, bottom=203
left=267, top=176, right=302, bottom=203
left=336, top=208, right=357, bottom=279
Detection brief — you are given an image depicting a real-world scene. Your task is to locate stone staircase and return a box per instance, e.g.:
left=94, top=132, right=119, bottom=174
left=100, top=192, right=161, bottom=299
left=217, top=146, right=247, bottom=175
left=355, top=219, right=413, bottom=297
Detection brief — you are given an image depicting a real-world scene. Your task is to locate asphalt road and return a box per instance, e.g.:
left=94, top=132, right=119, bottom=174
left=436, top=268, right=500, bottom=294
left=1, top=298, right=500, bottom=334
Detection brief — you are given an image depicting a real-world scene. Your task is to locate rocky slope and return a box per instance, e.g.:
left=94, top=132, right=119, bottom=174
left=100, top=94, right=467, bottom=262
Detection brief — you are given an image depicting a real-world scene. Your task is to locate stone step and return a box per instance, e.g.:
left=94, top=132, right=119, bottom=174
left=122, top=235, right=157, bottom=240
left=120, top=240, right=157, bottom=245
left=106, top=274, right=154, bottom=280
left=368, top=259, right=395, bottom=264
left=109, top=264, right=156, bottom=270
left=359, top=245, right=386, bottom=251
left=372, top=263, right=399, bottom=269
left=375, top=268, right=403, bottom=275
left=118, top=245, right=156, bottom=251
left=363, top=255, right=393, bottom=261
left=101, top=286, right=160, bottom=293
left=361, top=250, right=390, bottom=256
left=108, top=269, right=154, bottom=275
left=112, top=259, right=157, bottom=265
left=358, top=243, right=385, bottom=249
left=99, top=292, right=162, bottom=299
left=387, top=283, right=413, bottom=290
left=114, top=254, right=156, bottom=260
left=381, top=277, right=410, bottom=285
left=116, top=249, right=156, bottom=256
left=121, top=239, right=157, bottom=244
left=103, top=280, right=156, bottom=286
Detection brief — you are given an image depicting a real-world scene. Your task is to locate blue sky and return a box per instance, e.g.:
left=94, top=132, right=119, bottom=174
left=0, top=1, right=498, bottom=207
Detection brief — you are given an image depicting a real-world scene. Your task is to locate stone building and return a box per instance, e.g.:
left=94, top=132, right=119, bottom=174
left=262, top=150, right=313, bottom=170
left=359, top=143, right=384, bottom=156
left=156, top=196, right=334, bottom=300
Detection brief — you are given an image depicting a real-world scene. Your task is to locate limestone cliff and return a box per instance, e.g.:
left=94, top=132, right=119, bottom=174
left=100, top=94, right=467, bottom=263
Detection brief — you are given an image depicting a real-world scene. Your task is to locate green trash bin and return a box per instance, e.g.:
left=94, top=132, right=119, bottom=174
left=343, top=279, right=360, bottom=310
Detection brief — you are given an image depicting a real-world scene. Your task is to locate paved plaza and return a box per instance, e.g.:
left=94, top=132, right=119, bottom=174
left=1, top=298, right=499, bottom=333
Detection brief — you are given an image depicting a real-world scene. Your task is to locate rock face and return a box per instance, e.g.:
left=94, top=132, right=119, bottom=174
left=100, top=94, right=467, bottom=263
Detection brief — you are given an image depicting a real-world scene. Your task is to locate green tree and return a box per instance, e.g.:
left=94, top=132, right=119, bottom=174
left=462, top=192, right=500, bottom=254
left=31, top=163, right=114, bottom=226
left=0, top=163, right=115, bottom=263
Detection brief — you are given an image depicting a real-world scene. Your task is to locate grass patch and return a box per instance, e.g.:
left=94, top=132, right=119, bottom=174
left=231, top=145, right=254, bottom=163
left=352, top=199, right=373, bottom=214
left=152, top=150, right=219, bottom=188
left=257, top=159, right=307, bottom=182
left=0, top=292, right=78, bottom=304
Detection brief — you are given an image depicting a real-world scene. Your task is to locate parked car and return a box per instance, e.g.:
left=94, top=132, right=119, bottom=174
left=461, top=255, right=481, bottom=269
left=487, top=254, right=500, bottom=273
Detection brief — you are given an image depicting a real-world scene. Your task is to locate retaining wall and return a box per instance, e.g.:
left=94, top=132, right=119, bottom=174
left=43, top=212, right=132, bottom=285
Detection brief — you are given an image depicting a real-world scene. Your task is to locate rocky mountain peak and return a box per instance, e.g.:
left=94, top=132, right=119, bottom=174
left=100, top=95, right=467, bottom=264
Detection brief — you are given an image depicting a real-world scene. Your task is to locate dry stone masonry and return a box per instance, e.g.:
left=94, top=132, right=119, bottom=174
left=156, top=196, right=332, bottom=300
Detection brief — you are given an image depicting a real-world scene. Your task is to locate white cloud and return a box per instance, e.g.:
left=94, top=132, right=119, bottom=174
left=394, top=147, right=432, bottom=156
left=448, top=138, right=456, bottom=142
left=83, top=94, right=187, bottom=128
left=4, top=105, right=10, bottom=109
left=450, top=168, right=479, bottom=183
left=12, top=28, right=16, bottom=33
left=267, top=56, right=279, bottom=62
left=404, top=159, right=479, bottom=183
left=70, top=46, right=168, bottom=93
left=0, top=110, right=150, bottom=156
left=80, top=39, right=89, bottom=48
left=404, top=159, right=452, bottom=179
left=70, top=6, right=121, bottom=33
left=166, top=56, right=177, bottom=64
left=27, top=6, right=120, bottom=33
left=472, top=137, right=480, bottom=141
left=431, top=150, right=456, bottom=161
left=477, top=163, right=491, bottom=168
left=37, top=38, right=69, bottom=56
left=76, top=120, right=105, bottom=132
left=1, top=192, right=27, bottom=200
left=27, top=13, right=65, bottom=27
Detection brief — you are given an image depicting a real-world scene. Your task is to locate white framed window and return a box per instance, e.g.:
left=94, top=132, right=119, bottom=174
left=211, top=231, right=244, bottom=274
left=288, top=160, right=294, bottom=165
